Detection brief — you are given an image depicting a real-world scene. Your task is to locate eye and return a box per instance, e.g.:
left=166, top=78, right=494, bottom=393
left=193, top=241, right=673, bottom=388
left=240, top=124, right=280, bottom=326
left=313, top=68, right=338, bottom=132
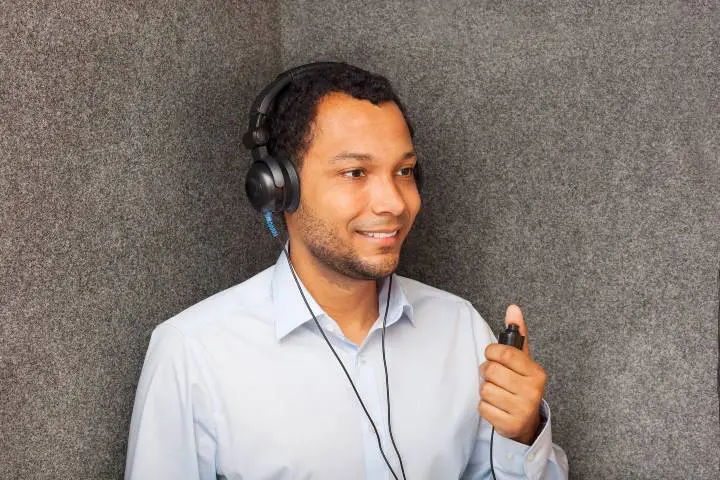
left=342, top=168, right=366, bottom=178
left=397, top=166, right=415, bottom=177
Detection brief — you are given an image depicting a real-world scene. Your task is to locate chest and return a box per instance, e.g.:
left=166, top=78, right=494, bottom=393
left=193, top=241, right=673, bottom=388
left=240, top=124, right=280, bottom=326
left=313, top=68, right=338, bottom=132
left=206, top=322, right=481, bottom=479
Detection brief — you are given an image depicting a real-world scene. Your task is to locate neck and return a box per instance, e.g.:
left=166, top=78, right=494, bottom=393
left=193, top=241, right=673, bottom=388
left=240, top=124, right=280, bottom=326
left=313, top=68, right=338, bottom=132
left=287, top=238, right=381, bottom=345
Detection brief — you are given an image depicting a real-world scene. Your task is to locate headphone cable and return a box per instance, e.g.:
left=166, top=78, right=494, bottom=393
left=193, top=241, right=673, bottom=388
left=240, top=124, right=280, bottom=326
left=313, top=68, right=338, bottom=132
left=490, top=427, right=497, bottom=479
left=382, top=275, right=407, bottom=480
left=263, top=212, right=406, bottom=480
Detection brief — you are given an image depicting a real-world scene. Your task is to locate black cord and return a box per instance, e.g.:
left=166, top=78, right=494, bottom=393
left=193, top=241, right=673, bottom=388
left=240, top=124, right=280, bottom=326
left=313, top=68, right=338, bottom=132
left=490, top=426, right=497, bottom=480
left=265, top=221, right=406, bottom=479
left=382, top=275, right=407, bottom=480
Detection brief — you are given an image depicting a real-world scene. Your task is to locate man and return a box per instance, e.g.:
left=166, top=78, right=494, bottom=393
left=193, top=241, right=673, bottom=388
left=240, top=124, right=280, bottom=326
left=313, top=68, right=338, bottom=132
left=125, top=62, right=569, bottom=479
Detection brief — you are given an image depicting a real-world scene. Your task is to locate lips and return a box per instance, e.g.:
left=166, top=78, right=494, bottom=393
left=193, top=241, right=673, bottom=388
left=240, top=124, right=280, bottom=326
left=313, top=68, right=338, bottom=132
left=358, top=230, right=399, bottom=238
left=356, top=227, right=402, bottom=247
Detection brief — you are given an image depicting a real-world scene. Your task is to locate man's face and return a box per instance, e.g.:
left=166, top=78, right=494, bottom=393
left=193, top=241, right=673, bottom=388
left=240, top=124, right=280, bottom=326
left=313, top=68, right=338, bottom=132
left=285, top=92, right=421, bottom=281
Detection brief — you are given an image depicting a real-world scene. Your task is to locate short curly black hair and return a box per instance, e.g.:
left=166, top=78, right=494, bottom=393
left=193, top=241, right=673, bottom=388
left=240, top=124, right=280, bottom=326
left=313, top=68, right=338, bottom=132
left=266, top=62, right=415, bottom=169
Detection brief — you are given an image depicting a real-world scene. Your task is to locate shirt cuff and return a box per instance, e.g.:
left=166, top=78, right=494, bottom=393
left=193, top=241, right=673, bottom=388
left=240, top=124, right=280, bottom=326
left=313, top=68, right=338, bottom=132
left=491, top=399, right=554, bottom=479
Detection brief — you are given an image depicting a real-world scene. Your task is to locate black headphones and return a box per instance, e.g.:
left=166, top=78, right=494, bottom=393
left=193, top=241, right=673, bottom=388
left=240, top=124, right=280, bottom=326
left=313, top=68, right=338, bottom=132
left=242, top=61, right=422, bottom=213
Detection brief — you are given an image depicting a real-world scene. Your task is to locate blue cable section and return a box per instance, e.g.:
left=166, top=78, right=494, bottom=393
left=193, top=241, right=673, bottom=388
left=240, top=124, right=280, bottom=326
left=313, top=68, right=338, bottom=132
left=262, top=209, right=280, bottom=238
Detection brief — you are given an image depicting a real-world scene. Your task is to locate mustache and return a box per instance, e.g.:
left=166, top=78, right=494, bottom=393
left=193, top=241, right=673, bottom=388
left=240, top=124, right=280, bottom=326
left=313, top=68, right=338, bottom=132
left=356, top=214, right=412, bottom=231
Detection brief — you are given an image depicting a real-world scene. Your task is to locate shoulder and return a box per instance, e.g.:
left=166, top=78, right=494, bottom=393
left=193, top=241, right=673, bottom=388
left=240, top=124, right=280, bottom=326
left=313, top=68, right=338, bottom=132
left=155, top=264, right=276, bottom=340
left=395, top=275, right=496, bottom=362
left=395, top=274, right=475, bottom=312
left=395, top=274, right=493, bottom=335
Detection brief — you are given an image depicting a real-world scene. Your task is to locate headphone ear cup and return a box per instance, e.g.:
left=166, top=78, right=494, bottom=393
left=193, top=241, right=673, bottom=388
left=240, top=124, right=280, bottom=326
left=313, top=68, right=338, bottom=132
left=275, top=152, right=301, bottom=213
left=245, top=160, right=283, bottom=212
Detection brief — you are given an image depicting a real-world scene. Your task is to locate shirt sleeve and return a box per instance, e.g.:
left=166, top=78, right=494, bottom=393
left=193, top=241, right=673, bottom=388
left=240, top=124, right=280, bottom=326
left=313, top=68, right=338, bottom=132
left=125, top=323, right=218, bottom=480
left=460, top=303, right=570, bottom=480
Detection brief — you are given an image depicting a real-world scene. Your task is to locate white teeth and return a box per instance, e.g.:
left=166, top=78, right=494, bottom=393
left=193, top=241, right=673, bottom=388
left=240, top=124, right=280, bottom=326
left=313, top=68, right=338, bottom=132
left=360, top=231, right=398, bottom=238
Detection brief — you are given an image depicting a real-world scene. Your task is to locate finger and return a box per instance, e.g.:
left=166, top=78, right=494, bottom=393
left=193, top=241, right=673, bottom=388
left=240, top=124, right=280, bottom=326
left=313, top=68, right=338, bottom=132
left=484, top=344, right=537, bottom=376
left=479, top=380, right=523, bottom=414
left=479, top=361, right=526, bottom=395
left=478, top=400, right=514, bottom=435
left=505, top=304, right=529, bottom=355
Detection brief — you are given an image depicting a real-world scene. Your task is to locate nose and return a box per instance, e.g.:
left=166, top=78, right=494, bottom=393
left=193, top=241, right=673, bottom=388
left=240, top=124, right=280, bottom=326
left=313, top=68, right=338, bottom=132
left=369, top=174, right=407, bottom=217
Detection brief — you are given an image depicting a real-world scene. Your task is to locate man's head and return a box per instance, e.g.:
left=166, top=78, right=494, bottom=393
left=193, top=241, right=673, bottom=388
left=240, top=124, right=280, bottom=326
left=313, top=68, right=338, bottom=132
left=269, top=63, right=421, bottom=281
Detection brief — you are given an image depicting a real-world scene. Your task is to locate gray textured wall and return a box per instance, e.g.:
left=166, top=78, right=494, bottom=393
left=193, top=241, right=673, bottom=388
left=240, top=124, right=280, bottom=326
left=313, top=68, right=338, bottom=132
left=1, top=1, right=279, bottom=478
left=2, top=0, right=718, bottom=479
left=279, top=1, right=719, bottom=479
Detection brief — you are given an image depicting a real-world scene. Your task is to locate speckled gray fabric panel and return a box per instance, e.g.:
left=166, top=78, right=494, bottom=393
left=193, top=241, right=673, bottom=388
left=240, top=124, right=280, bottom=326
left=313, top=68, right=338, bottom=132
left=278, top=1, right=719, bottom=479
left=2, top=1, right=719, bottom=479
left=0, top=1, right=280, bottom=478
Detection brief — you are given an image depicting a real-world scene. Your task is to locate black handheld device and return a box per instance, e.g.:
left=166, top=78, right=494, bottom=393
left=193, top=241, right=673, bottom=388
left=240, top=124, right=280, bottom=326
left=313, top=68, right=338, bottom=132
left=498, top=323, right=524, bottom=350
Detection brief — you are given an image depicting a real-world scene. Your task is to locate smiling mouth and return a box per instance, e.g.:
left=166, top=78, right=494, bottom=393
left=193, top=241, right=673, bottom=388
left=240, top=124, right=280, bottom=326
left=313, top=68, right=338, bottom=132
left=356, top=230, right=402, bottom=249
left=358, top=230, right=399, bottom=238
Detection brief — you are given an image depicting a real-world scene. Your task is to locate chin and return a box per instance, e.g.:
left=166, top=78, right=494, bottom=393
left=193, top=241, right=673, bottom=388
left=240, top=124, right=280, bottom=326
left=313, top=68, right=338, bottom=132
left=363, top=256, right=400, bottom=277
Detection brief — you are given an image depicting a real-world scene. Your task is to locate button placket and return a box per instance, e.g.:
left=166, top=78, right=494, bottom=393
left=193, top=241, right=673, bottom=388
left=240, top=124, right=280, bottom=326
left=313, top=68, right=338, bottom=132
left=354, top=345, right=389, bottom=479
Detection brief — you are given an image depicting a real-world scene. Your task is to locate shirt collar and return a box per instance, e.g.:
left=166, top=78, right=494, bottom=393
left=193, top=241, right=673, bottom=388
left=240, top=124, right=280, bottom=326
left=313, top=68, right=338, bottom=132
left=271, top=246, right=415, bottom=341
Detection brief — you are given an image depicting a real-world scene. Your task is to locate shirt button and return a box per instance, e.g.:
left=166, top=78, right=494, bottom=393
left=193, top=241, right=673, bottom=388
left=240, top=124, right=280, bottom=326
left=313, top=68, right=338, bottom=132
left=506, top=453, right=514, bottom=461
left=527, top=453, right=535, bottom=461
left=358, top=356, right=367, bottom=365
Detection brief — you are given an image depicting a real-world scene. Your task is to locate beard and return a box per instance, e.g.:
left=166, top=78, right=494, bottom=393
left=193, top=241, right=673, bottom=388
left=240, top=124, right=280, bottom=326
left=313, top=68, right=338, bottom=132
left=291, top=200, right=400, bottom=281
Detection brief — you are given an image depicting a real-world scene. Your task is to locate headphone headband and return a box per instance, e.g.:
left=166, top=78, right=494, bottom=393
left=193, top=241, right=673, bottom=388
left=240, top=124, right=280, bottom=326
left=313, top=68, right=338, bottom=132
left=250, top=62, right=343, bottom=116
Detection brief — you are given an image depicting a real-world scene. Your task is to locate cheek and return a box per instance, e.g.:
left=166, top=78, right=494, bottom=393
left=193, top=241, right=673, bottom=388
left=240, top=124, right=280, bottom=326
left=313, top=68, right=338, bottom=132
left=322, top=189, right=366, bottom=221
left=406, top=190, right=422, bottom=219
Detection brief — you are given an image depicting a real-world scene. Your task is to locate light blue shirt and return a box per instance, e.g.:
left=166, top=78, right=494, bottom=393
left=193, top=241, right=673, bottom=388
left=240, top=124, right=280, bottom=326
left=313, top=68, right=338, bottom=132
left=126, top=250, right=569, bottom=479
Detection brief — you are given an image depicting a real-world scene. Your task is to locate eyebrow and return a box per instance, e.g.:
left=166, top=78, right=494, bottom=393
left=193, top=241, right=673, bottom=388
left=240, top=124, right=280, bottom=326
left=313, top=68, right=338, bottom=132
left=330, top=151, right=416, bottom=165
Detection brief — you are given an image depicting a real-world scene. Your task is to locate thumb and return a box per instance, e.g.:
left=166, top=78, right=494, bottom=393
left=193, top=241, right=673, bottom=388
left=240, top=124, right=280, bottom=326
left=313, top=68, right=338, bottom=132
left=505, top=304, right=530, bottom=355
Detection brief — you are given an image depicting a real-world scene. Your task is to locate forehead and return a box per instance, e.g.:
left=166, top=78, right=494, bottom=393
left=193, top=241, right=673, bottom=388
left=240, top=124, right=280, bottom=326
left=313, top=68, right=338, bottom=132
left=304, top=92, right=412, bottom=163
